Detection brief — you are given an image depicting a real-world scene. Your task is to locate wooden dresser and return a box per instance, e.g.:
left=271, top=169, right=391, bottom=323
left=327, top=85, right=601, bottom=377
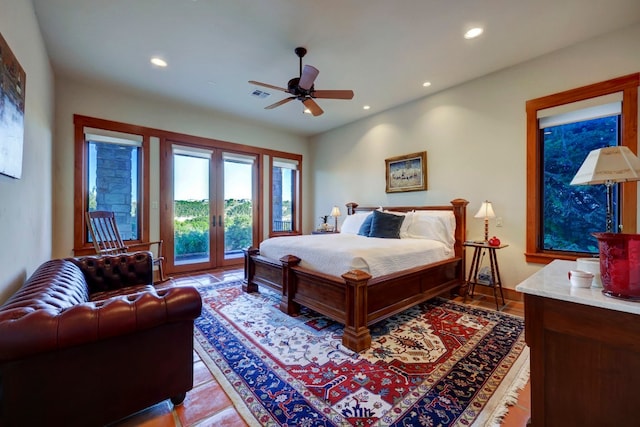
left=516, top=260, right=640, bottom=427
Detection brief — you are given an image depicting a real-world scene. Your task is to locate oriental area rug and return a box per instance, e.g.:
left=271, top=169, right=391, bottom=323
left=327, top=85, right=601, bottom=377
left=193, top=281, right=529, bottom=427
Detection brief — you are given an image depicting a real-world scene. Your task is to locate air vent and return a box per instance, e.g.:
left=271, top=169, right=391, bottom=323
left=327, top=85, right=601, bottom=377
left=251, top=89, right=270, bottom=99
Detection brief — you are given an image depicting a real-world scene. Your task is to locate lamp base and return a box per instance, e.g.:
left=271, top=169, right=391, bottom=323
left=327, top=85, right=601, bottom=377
left=483, top=218, right=489, bottom=242
left=594, top=232, right=640, bottom=301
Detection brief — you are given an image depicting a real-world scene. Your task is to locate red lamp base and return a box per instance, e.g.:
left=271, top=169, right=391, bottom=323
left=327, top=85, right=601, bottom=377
left=594, top=232, right=640, bottom=301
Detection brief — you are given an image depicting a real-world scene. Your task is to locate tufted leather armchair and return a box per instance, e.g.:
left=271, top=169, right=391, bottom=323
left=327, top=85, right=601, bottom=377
left=0, top=252, right=202, bottom=427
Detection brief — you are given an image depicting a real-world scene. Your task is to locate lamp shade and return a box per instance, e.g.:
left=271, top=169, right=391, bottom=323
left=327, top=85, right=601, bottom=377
left=474, top=201, right=496, bottom=219
left=570, top=146, right=640, bottom=186
left=330, top=206, right=341, bottom=217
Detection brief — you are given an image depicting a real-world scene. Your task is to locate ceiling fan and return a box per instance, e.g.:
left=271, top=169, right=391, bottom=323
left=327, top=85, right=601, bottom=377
left=249, top=47, right=354, bottom=117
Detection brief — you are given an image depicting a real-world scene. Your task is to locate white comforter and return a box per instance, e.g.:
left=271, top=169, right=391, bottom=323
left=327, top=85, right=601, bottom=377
left=259, top=233, right=453, bottom=278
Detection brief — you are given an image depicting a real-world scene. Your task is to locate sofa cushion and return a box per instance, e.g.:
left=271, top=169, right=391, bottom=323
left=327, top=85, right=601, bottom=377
left=90, top=284, right=156, bottom=302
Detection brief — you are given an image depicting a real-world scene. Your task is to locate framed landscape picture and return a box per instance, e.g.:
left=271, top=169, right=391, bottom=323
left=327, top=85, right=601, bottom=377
left=0, top=31, right=27, bottom=179
left=385, top=151, right=427, bottom=193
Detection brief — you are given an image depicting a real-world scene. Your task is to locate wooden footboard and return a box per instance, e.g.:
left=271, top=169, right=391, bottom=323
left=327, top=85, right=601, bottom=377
left=243, top=249, right=462, bottom=351
left=243, top=198, right=468, bottom=352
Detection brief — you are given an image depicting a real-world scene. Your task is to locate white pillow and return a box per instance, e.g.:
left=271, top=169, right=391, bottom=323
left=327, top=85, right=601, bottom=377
left=384, top=210, right=414, bottom=238
left=407, top=210, right=456, bottom=246
left=340, top=212, right=373, bottom=234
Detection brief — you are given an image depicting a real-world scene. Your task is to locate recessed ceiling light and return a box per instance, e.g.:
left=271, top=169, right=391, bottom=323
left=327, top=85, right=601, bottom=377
left=150, top=57, right=167, bottom=67
left=422, top=81, right=432, bottom=88
left=464, top=27, right=484, bottom=39
left=363, top=105, right=371, bottom=110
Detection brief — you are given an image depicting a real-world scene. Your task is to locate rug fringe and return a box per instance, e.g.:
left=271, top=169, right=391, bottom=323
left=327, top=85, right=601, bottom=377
left=193, top=338, right=262, bottom=427
left=482, top=346, right=530, bottom=426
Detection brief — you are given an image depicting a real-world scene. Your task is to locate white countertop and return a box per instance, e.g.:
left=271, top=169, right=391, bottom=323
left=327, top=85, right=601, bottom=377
left=515, top=259, right=640, bottom=315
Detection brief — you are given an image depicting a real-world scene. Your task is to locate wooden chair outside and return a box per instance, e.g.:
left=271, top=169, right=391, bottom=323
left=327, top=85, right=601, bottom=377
left=86, top=210, right=167, bottom=283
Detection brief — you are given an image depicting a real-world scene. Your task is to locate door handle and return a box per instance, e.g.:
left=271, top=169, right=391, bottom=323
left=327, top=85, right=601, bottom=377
left=211, top=216, right=216, bottom=227
left=218, top=215, right=223, bottom=227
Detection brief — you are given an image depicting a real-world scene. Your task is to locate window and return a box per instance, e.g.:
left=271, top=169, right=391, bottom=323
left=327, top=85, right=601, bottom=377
left=73, top=115, right=151, bottom=255
left=86, top=128, right=142, bottom=240
left=270, top=156, right=301, bottom=236
left=526, top=74, right=639, bottom=263
left=540, top=102, right=621, bottom=253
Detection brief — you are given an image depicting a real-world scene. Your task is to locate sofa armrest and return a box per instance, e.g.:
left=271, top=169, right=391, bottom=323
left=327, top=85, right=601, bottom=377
left=0, top=285, right=202, bottom=362
left=68, top=252, right=153, bottom=294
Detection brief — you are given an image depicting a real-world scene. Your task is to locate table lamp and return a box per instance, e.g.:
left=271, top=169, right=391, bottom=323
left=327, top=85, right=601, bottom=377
left=571, top=146, right=640, bottom=300
left=330, top=206, right=341, bottom=232
left=570, top=146, right=640, bottom=233
left=474, top=200, right=495, bottom=242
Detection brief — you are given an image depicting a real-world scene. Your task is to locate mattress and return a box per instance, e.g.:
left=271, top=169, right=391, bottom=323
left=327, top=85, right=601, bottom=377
left=259, top=233, right=453, bottom=278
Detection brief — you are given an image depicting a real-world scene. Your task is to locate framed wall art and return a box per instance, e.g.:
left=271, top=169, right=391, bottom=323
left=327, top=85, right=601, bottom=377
left=385, top=151, right=427, bottom=193
left=0, top=31, right=27, bottom=179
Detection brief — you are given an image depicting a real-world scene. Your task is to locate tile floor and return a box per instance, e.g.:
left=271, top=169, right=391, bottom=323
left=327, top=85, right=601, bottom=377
left=112, top=268, right=531, bottom=427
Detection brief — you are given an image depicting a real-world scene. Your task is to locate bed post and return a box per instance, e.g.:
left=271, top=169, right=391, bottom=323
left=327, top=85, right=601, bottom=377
left=345, top=202, right=359, bottom=215
left=450, top=199, right=469, bottom=292
left=242, top=247, right=259, bottom=293
left=280, top=255, right=302, bottom=316
left=341, top=269, right=373, bottom=352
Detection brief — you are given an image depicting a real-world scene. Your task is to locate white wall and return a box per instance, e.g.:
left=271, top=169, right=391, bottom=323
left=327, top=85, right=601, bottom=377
left=310, top=23, right=640, bottom=290
left=52, top=77, right=310, bottom=258
left=0, top=0, right=54, bottom=303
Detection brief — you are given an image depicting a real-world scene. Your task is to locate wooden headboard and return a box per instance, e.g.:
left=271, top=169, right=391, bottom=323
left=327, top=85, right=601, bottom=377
left=344, top=199, right=469, bottom=260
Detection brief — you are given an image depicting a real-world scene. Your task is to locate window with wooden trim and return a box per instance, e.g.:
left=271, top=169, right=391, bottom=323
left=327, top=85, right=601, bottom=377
left=73, top=115, right=151, bottom=255
left=269, top=155, right=301, bottom=236
left=526, top=74, right=639, bottom=264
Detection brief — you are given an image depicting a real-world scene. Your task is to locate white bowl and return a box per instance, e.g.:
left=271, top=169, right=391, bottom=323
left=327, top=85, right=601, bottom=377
left=568, top=269, right=594, bottom=288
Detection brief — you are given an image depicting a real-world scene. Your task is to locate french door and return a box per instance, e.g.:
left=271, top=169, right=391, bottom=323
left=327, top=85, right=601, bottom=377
left=161, top=141, right=258, bottom=274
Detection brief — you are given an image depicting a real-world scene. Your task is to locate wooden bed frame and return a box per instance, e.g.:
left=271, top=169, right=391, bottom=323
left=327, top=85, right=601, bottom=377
left=243, top=199, right=469, bottom=352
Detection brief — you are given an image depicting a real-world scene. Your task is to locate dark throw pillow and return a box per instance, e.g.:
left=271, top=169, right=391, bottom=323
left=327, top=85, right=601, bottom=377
left=369, top=210, right=404, bottom=238
left=357, top=214, right=373, bottom=236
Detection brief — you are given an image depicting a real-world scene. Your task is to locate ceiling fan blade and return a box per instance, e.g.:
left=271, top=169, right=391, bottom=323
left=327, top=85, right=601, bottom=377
left=265, top=97, right=295, bottom=110
left=302, top=98, right=324, bottom=116
left=312, top=89, right=354, bottom=100
left=249, top=80, right=288, bottom=92
left=298, top=65, right=319, bottom=90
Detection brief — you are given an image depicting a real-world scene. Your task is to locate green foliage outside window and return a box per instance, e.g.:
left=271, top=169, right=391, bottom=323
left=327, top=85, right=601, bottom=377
left=542, top=116, right=619, bottom=253
left=174, top=199, right=252, bottom=257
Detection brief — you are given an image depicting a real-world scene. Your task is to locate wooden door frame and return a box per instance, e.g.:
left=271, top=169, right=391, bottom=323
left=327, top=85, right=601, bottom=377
left=159, top=135, right=263, bottom=274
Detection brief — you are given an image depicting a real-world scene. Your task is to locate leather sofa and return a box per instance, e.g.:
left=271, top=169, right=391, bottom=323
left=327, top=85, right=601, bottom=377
left=0, top=252, right=202, bottom=426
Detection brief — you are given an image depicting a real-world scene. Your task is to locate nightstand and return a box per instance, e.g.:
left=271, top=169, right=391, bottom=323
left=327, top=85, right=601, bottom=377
left=463, top=241, right=508, bottom=310
left=311, top=230, right=337, bottom=234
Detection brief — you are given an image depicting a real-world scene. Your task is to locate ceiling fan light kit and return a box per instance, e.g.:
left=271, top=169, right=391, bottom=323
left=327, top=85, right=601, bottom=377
left=249, top=47, right=354, bottom=117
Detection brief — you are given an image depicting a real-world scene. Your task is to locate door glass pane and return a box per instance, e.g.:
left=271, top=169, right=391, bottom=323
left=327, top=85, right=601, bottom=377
left=223, top=156, right=253, bottom=259
left=87, top=140, right=140, bottom=240
left=174, top=153, right=210, bottom=265
left=272, top=166, right=294, bottom=232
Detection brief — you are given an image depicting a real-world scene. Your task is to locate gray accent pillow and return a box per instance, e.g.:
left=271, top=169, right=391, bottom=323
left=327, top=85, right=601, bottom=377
left=369, top=210, right=404, bottom=238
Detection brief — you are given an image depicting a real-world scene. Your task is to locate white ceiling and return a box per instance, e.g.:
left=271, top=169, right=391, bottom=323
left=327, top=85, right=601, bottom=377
left=32, top=0, right=640, bottom=136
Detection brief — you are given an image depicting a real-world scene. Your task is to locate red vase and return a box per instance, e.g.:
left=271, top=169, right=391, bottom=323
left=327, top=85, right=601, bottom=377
left=593, top=232, right=640, bottom=300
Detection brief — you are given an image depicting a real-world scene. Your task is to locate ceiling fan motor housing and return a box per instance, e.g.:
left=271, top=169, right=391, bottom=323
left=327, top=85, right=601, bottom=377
left=287, top=78, right=314, bottom=97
